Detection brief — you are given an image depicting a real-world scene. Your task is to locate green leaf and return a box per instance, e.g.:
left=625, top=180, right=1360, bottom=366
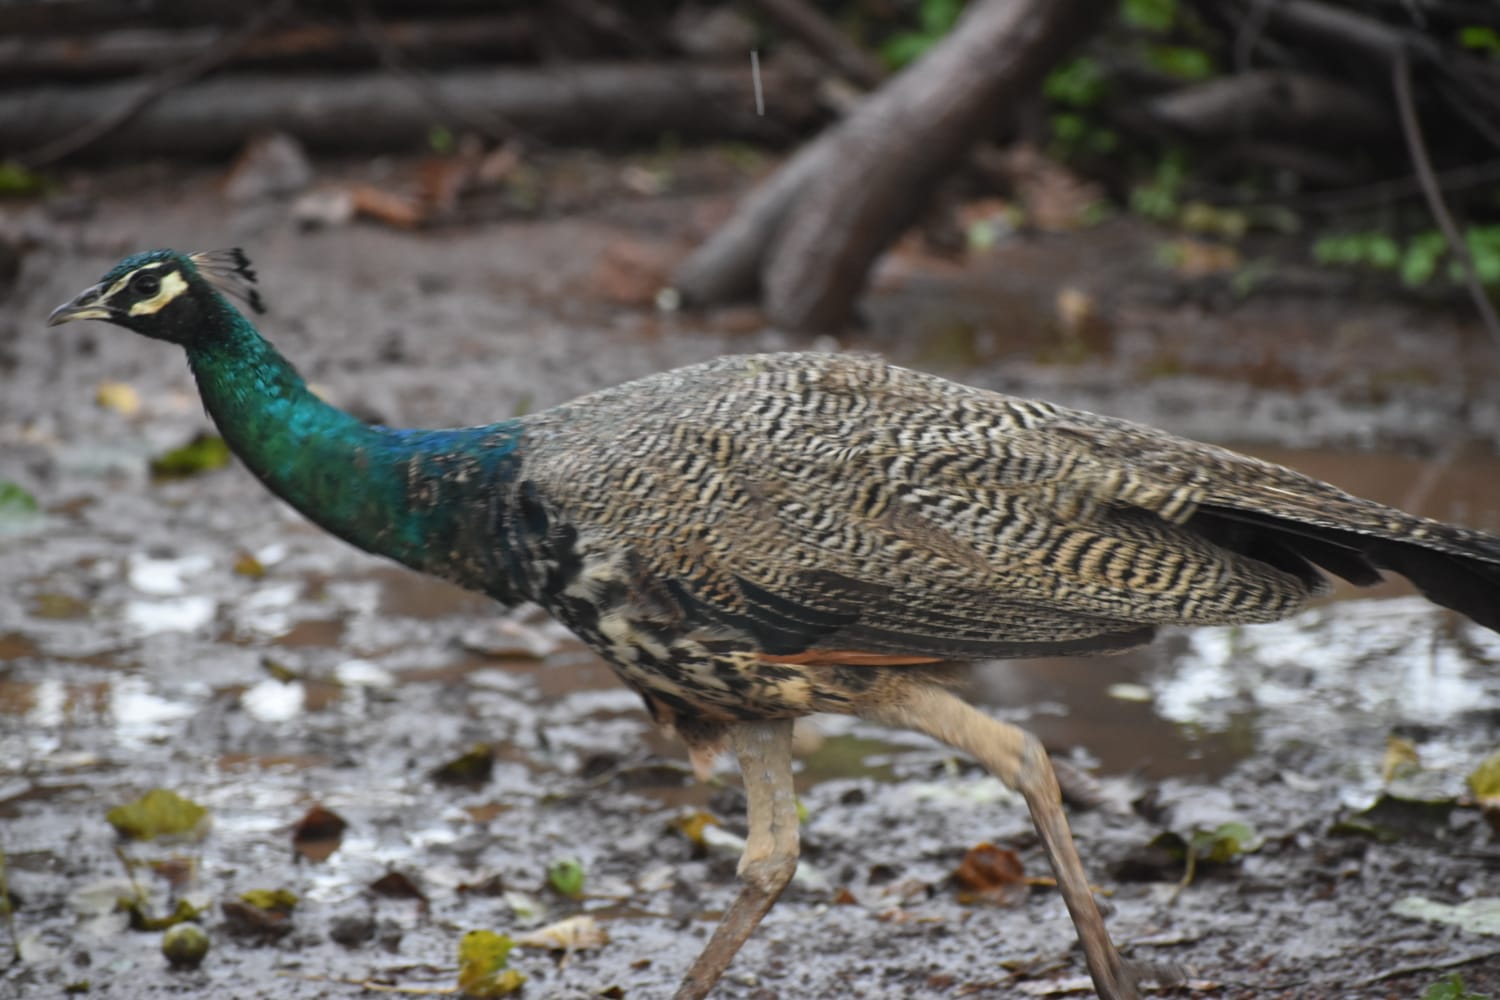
left=1422, top=972, right=1492, bottom=1000
left=149, top=433, right=231, bottom=479
left=1146, top=44, right=1214, bottom=80
left=1123, top=0, right=1176, bottom=31
left=880, top=32, right=934, bottom=69
left=428, top=125, right=455, bottom=155
left=106, top=788, right=209, bottom=841
left=431, top=744, right=496, bottom=786
left=1332, top=790, right=1456, bottom=841
left=0, top=481, right=42, bottom=534
left=1365, top=234, right=1400, bottom=270
left=1188, top=821, right=1261, bottom=864
left=0, top=161, right=49, bottom=198
left=1393, top=896, right=1500, bottom=936
left=1458, top=26, right=1500, bottom=53
left=1469, top=750, right=1500, bottom=802
left=458, top=930, right=524, bottom=997
left=919, top=0, right=963, bottom=34
left=547, top=858, right=585, bottom=899
left=122, top=897, right=202, bottom=931
left=1045, top=57, right=1107, bottom=107
left=239, top=888, right=298, bottom=913
left=1051, top=112, right=1088, bottom=143
left=1400, top=240, right=1443, bottom=287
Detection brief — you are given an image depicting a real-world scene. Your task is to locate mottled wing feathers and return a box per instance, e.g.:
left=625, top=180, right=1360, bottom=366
left=525, top=353, right=1344, bottom=663
left=1046, top=411, right=1500, bottom=630
left=520, top=352, right=1500, bottom=666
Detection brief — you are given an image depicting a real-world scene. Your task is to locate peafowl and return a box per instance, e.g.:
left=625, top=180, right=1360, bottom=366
left=50, top=249, right=1500, bottom=1000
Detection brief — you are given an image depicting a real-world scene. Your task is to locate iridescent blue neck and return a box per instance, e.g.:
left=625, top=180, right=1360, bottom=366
left=185, top=310, right=521, bottom=591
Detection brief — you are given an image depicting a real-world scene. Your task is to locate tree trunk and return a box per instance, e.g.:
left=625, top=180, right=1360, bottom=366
left=762, top=0, right=1111, bottom=332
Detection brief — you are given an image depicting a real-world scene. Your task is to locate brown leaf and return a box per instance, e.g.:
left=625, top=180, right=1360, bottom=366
left=515, top=914, right=609, bottom=952
left=457, top=873, right=507, bottom=896
left=221, top=899, right=292, bottom=939
left=431, top=744, right=495, bottom=787
left=370, top=871, right=428, bottom=909
left=952, top=842, right=1027, bottom=907
left=590, top=239, right=677, bottom=307
left=349, top=184, right=425, bottom=229
left=292, top=804, right=347, bottom=863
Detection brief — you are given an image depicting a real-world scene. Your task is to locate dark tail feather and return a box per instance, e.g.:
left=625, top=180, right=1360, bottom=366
left=1366, top=540, right=1500, bottom=632
left=1192, top=506, right=1500, bottom=633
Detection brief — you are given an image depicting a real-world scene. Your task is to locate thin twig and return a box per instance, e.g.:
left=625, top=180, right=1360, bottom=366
left=1392, top=49, right=1500, bottom=357
left=1232, top=0, right=1274, bottom=74
left=1434, top=75, right=1500, bottom=152
left=18, top=0, right=291, bottom=168
left=1205, top=158, right=1500, bottom=213
left=1355, top=947, right=1500, bottom=987
left=282, top=972, right=457, bottom=994
left=748, top=0, right=888, bottom=89
left=1400, top=435, right=1464, bottom=515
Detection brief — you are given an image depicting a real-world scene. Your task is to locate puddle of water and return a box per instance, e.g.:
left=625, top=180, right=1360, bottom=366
left=122, top=594, right=217, bottom=634
left=126, top=552, right=214, bottom=596
left=798, top=734, right=899, bottom=786
left=109, top=674, right=198, bottom=739
left=1242, top=445, right=1500, bottom=538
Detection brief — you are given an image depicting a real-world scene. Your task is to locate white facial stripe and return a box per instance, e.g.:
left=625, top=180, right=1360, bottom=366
left=100, top=261, right=168, bottom=307
left=101, top=273, right=134, bottom=302
left=127, top=269, right=189, bottom=316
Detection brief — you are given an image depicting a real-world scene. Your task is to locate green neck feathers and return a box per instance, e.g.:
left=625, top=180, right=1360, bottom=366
left=185, top=309, right=520, bottom=590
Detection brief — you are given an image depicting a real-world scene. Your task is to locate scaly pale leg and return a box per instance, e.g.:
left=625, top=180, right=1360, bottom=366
left=866, top=685, right=1138, bottom=1000
left=673, top=719, right=799, bottom=1000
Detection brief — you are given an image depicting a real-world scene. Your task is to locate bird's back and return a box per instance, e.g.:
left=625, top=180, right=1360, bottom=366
left=512, top=353, right=1500, bottom=665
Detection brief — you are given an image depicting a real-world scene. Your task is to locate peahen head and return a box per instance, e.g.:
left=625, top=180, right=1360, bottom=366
left=48, top=248, right=265, bottom=345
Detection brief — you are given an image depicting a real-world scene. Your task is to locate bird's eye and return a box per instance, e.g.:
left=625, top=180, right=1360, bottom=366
left=132, top=272, right=161, bottom=296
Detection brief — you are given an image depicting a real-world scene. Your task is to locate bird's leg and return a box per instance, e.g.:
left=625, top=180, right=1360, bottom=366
left=865, top=686, right=1138, bottom=1000
left=674, top=718, right=799, bottom=1000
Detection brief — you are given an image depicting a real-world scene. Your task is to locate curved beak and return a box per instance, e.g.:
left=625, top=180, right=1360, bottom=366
left=47, top=284, right=112, bottom=326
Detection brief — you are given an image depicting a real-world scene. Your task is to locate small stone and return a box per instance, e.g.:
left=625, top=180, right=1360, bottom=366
left=161, top=922, right=209, bottom=968
left=328, top=912, right=376, bottom=948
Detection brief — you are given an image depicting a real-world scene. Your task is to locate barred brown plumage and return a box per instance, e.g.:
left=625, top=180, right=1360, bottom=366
left=50, top=253, right=1500, bottom=1000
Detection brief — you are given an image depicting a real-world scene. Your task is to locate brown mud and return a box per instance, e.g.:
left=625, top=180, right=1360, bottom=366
left=2, top=155, right=1498, bottom=999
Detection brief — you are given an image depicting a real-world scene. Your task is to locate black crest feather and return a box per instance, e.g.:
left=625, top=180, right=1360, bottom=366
left=189, top=248, right=265, bottom=314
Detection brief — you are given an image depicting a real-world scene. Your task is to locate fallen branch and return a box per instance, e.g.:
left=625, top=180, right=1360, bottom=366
left=1142, top=70, right=1392, bottom=144
left=0, top=61, right=820, bottom=162
left=674, top=0, right=1109, bottom=325
left=17, top=0, right=292, bottom=168
left=1249, top=0, right=1440, bottom=64
left=762, top=0, right=1112, bottom=331
left=0, top=15, right=534, bottom=83
left=748, top=0, right=887, bottom=89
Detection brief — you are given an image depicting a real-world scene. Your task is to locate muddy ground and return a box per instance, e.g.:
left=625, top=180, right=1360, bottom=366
left=2, top=153, right=1499, bottom=1000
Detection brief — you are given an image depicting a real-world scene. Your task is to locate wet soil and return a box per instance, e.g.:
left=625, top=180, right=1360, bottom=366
left=2, top=155, right=1499, bottom=999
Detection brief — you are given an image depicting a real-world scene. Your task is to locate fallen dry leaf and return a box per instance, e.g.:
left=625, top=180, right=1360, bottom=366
left=515, top=914, right=609, bottom=952
left=349, top=184, right=425, bottom=229
left=95, top=379, right=141, bottom=416
left=953, top=842, right=1027, bottom=907
left=291, top=804, right=347, bottom=863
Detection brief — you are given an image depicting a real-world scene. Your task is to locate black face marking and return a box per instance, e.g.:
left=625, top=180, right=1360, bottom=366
left=131, top=271, right=161, bottom=297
